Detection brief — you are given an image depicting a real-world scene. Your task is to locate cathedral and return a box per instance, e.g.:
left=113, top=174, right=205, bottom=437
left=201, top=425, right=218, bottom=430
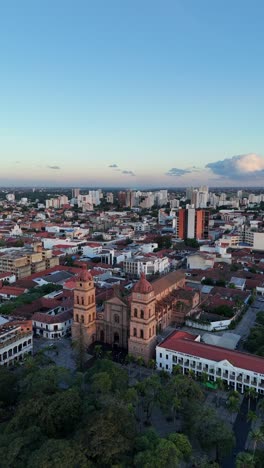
left=72, top=268, right=200, bottom=362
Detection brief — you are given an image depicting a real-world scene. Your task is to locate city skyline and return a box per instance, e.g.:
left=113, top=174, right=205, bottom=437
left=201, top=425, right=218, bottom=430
left=1, top=1, right=264, bottom=186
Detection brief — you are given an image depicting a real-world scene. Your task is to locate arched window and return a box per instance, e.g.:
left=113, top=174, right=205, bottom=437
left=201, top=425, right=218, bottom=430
left=140, top=329, right=144, bottom=339
left=81, top=297, right=84, bottom=305
left=149, top=328, right=151, bottom=338
left=92, top=295, right=94, bottom=303
left=114, top=314, right=119, bottom=323
left=140, top=310, right=144, bottom=319
left=133, top=328, right=137, bottom=337
left=76, top=296, right=79, bottom=304
left=81, top=315, right=84, bottom=323
left=134, top=308, right=138, bottom=317
left=76, top=314, right=79, bottom=322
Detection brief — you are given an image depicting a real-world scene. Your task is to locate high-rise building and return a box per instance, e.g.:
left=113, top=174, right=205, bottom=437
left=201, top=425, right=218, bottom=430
left=72, top=188, right=80, bottom=198
left=176, top=208, right=210, bottom=240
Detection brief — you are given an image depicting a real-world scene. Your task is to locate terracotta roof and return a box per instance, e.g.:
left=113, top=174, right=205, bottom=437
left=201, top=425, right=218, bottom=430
left=152, top=271, right=185, bottom=296
left=133, top=273, right=153, bottom=294
left=32, top=309, right=72, bottom=324
left=80, top=265, right=93, bottom=282
left=159, top=331, right=264, bottom=374
left=0, top=286, right=27, bottom=296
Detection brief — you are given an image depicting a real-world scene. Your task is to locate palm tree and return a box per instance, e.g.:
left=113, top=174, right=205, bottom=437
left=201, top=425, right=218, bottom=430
left=172, top=364, right=181, bottom=375
left=125, top=353, right=135, bottom=377
left=200, top=371, right=208, bottom=383
left=137, top=356, right=145, bottom=378
left=187, top=369, right=195, bottom=379
left=215, top=377, right=225, bottom=406
left=236, top=451, right=255, bottom=468
left=257, top=398, right=264, bottom=420
left=104, top=350, right=112, bottom=360
left=245, top=387, right=257, bottom=412
left=250, top=428, right=264, bottom=458
left=171, top=395, right=181, bottom=422
left=227, top=395, right=240, bottom=424
left=94, top=344, right=102, bottom=359
left=247, top=410, right=257, bottom=425
left=147, top=359, right=156, bottom=374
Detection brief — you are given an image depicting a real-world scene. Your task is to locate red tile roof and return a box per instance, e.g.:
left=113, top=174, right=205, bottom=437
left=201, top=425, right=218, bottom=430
left=32, top=309, right=72, bottom=324
left=159, top=330, right=264, bottom=374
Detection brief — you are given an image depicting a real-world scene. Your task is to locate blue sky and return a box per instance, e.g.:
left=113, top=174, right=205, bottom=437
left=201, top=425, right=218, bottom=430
left=1, top=0, right=264, bottom=187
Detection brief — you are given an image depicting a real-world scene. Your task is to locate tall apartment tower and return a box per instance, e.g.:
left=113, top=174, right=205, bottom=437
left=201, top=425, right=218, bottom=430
left=176, top=208, right=210, bottom=240
left=128, top=273, right=157, bottom=363
left=72, top=188, right=80, bottom=198
left=71, top=268, right=97, bottom=347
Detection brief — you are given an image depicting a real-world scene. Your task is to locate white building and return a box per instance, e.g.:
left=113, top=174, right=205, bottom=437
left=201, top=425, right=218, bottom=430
left=156, top=331, right=264, bottom=394
left=0, top=323, right=33, bottom=366
left=123, top=255, right=170, bottom=277
left=32, top=308, right=72, bottom=339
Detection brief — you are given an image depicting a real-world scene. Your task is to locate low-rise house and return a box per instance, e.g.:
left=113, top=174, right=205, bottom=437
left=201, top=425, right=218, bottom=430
left=32, top=306, right=73, bottom=339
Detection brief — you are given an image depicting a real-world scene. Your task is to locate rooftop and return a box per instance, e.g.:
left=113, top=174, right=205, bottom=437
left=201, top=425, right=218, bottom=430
left=158, top=330, right=264, bottom=374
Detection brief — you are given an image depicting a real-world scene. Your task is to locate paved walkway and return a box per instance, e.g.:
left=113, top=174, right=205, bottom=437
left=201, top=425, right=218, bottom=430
left=33, top=336, right=77, bottom=370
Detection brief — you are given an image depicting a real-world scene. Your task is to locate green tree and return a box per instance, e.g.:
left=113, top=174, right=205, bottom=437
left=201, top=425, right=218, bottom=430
left=167, top=432, right=192, bottom=460
left=247, top=410, right=258, bottom=425
left=148, top=359, right=156, bottom=374
left=125, top=353, right=135, bottom=377
left=194, top=407, right=235, bottom=462
left=94, top=344, right=102, bottom=359
left=236, top=451, right=255, bottom=468
left=227, top=395, right=240, bottom=423
left=0, top=367, right=18, bottom=408
left=27, top=439, right=89, bottom=468
left=137, top=356, right=145, bottom=378
left=249, top=428, right=264, bottom=459
left=245, top=387, right=257, bottom=412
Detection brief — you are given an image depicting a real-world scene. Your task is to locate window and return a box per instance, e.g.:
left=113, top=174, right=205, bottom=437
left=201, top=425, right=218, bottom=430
left=160, top=353, right=162, bottom=358
left=134, top=308, right=138, bottom=317
left=166, top=364, right=168, bottom=370
left=76, top=314, right=79, bottom=322
left=81, top=315, right=84, bottom=323
left=89, top=314, right=91, bottom=322
left=133, top=328, right=137, bottom=337
left=114, top=314, right=120, bottom=323
left=140, top=310, right=144, bottom=319
left=77, top=296, right=79, bottom=304
left=149, top=328, right=151, bottom=338
left=140, top=329, right=144, bottom=339
left=166, top=354, right=168, bottom=360
left=159, top=363, right=162, bottom=368
left=81, top=297, right=84, bottom=305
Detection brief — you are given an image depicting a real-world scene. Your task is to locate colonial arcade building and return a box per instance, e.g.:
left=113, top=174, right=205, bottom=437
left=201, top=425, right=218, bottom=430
left=72, top=268, right=199, bottom=362
left=157, top=331, right=264, bottom=395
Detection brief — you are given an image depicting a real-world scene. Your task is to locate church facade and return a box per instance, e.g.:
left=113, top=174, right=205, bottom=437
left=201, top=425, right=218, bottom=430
left=72, top=269, right=199, bottom=362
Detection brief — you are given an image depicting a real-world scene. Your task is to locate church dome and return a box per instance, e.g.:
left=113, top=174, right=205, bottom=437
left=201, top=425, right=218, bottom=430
left=80, top=266, right=93, bottom=282
left=133, top=273, right=153, bottom=294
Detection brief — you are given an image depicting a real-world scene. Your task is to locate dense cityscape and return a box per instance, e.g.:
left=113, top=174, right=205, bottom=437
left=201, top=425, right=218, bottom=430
left=2, top=1, right=264, bottom=467
left=0, top=186, right=264, bottom=467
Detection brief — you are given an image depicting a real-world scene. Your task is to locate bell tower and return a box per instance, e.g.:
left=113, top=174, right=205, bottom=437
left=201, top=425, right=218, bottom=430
left=128, top=273, right=157, bottom=363
left=71, top=267, right=96, bottom=347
